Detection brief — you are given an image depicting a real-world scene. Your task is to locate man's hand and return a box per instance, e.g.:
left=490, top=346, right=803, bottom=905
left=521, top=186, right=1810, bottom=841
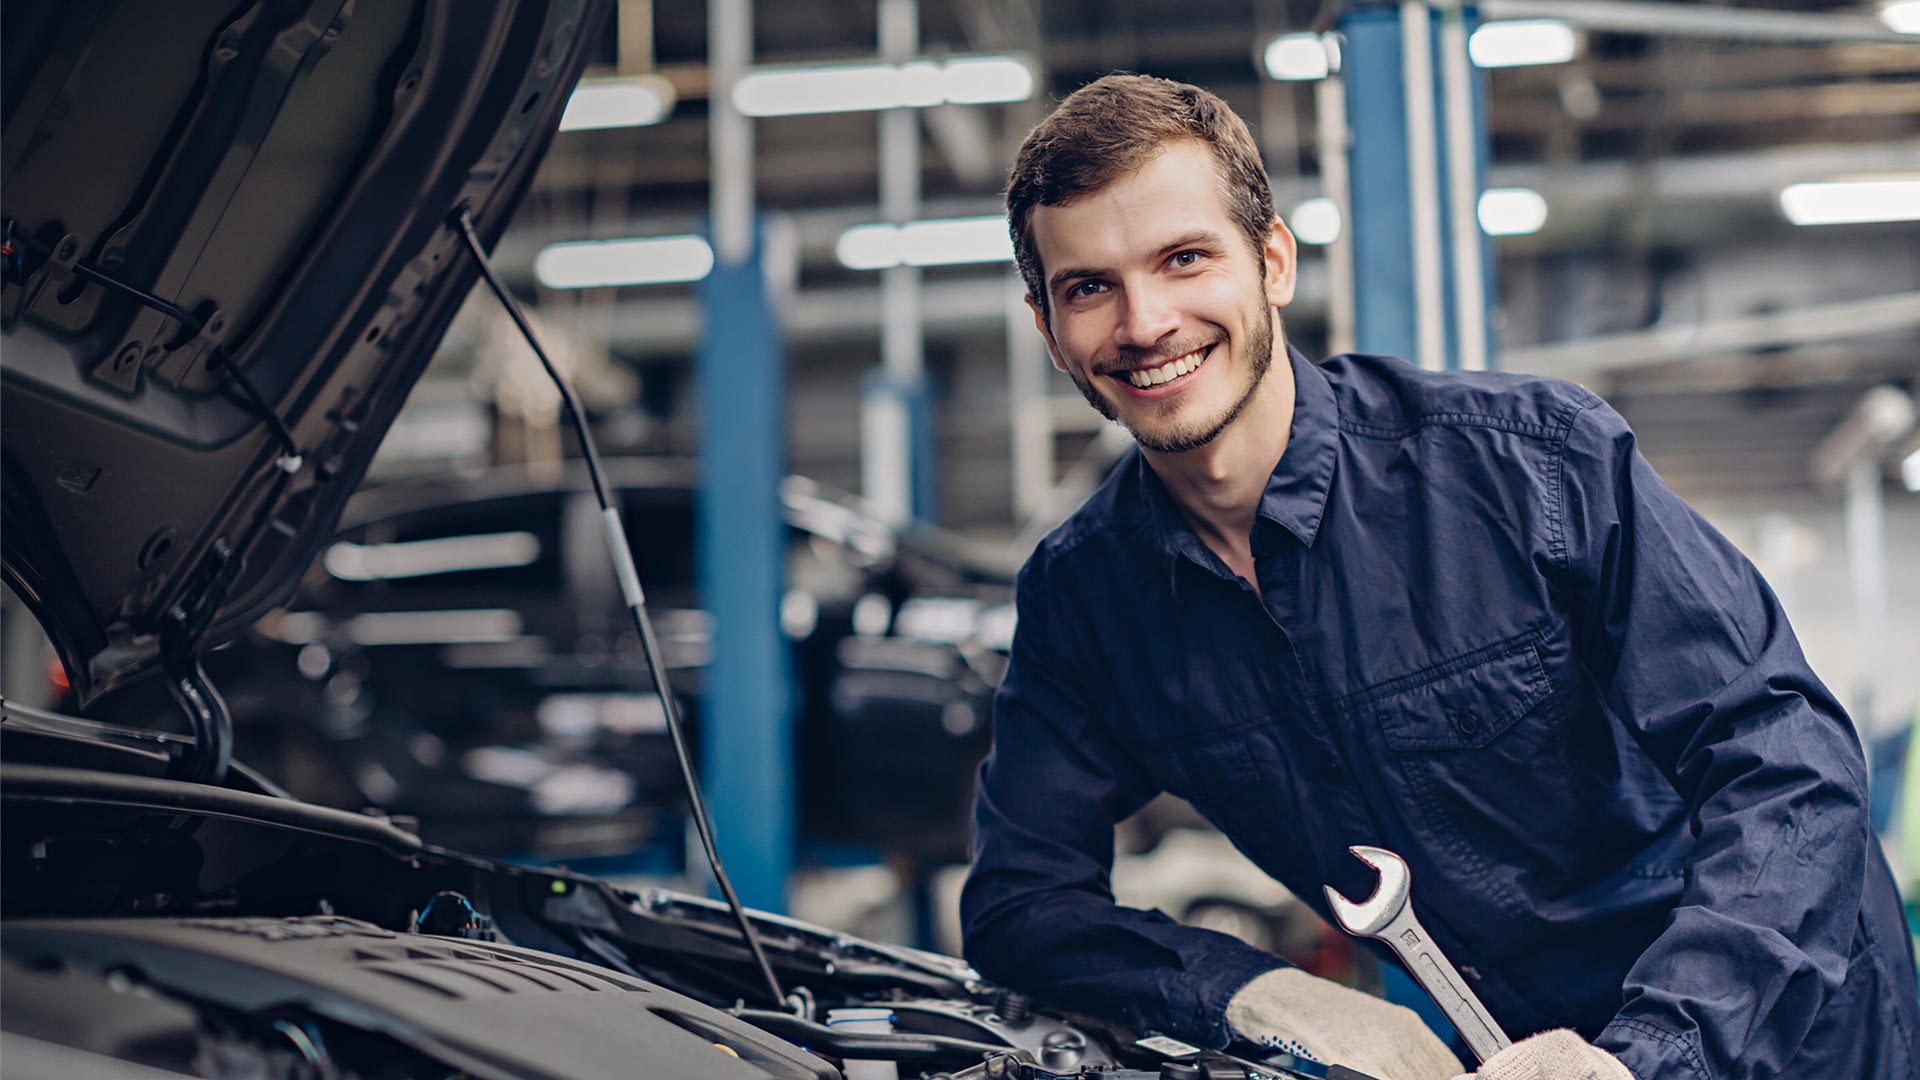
left=1448, top=1030, right=1632, bottom=1080
left=1226, top=968, right=1462, bottom=1080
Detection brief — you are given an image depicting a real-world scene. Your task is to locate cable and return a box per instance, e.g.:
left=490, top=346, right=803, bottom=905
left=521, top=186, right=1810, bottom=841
left=1, top=222, right=302, bottom=462
left=450, top=207, right=790, bottom=1011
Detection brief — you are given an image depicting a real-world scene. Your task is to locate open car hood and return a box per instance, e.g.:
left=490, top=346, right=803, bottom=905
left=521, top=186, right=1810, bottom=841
left=1, top=0, right=610, bottom=704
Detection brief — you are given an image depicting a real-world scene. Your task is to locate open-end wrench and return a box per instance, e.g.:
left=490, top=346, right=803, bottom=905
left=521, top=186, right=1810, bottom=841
left=1323, top=845, right=1511, bottom=1065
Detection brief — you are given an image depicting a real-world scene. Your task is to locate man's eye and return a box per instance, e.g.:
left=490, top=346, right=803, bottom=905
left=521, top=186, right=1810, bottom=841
left=1171, top=250, right=1201, bottom=268
left=1069, top=281, right=1107, bottom=299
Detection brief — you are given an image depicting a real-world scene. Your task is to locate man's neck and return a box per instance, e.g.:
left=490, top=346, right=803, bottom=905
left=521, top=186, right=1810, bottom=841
left=1141, top=341, right=1296, bottom=565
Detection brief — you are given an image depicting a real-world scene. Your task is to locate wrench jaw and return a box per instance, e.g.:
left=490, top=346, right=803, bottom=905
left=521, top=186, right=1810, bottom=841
left=1323, top=845, right=1412, bottom=938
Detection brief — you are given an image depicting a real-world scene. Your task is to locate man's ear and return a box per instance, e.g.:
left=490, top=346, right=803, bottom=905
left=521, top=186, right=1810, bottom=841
left=1263, top=216, right=1298, bottom=309
left=1026, top=294, right=1070, bottom=373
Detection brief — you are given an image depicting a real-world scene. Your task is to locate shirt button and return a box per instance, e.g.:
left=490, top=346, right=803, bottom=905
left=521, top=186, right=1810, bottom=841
left=1453, top=711, right=1481, bottom=737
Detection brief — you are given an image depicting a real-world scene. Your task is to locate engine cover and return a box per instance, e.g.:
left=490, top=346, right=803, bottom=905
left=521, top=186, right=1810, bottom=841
left=3, top=915, right=835, bottom=1080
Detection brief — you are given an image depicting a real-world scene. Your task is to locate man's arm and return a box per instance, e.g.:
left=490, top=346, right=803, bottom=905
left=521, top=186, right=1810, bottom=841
left=1555, top=399, right=1870, bottom=1080
left=958, top=564, right=1284, bottom=1047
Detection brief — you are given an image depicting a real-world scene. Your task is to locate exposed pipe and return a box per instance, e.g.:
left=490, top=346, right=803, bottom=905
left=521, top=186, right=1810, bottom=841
left=865, top=0, right=924, bottom=527
left=1482, top=0, right=1918, bottom=46
left=1313, top=41, right=1358, bottom=356
left=1401, top=1, right=1448, bottom=371
left=1505, top=291, right=1920, bottom=377
left=1439, top=3, right=1489, bottom=371
left=709, top=0, right=753, bottom=264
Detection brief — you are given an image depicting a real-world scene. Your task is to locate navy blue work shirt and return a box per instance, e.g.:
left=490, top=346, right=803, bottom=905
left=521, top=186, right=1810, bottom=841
left=961, top=347, right=1919, bottom=1080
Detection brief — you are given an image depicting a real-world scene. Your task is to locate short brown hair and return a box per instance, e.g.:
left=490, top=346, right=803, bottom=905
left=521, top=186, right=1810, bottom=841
left=1007, top=74, right=1276, bottom=321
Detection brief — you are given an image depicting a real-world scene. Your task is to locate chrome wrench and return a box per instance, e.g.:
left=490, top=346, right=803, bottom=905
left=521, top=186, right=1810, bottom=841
left=1323, top=845, right=1511, bottom=1065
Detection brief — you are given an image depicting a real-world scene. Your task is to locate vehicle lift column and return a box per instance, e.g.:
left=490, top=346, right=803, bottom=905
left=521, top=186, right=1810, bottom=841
left=1340, top=1, right=1496, bottom=372
left=699, top=0, right=795, bottom=913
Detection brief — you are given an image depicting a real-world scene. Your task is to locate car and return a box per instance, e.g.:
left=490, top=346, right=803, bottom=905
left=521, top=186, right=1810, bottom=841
left=0, top=4, right=1325, bottom=1077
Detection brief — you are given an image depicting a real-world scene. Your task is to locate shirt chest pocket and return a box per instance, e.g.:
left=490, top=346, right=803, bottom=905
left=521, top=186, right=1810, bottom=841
left=1355, top=637, right=1573, bottom=919
left=1370, top=640, right=1553, bottom=752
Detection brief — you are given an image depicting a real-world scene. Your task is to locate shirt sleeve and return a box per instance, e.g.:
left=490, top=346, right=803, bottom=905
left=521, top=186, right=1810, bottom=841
left=1554, top=398, right=1871, bottom=1080
left=958, top=558, right=1286, bottom=1047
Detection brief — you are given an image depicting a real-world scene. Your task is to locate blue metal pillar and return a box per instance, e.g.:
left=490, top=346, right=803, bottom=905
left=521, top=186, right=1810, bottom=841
left=1339, top=2, right=1497, bottom=370
left=696, top=220, right=795, bottom=913
left=1335, top=4, right=1496, bottom=1052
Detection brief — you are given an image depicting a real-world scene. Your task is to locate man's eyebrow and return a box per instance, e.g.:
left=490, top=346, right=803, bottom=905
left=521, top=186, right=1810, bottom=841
left=1157, top=230, right=1227, bottom=256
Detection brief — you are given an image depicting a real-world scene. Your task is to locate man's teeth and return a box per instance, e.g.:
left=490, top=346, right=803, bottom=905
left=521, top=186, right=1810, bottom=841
left=1127, top=348, right=1208, bottom=388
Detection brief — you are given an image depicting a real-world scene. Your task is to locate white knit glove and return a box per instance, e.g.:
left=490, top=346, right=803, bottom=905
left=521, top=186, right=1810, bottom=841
left=1226, top=968, right=1463, bottom=1080
left=1449, top=1029, right=1633, bottom=1080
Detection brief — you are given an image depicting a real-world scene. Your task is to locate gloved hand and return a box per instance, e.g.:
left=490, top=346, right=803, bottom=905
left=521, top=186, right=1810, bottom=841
left=1449, top=1029, right=1632, bottom=1080
left=1226, top=968, right=1462, bottom=1080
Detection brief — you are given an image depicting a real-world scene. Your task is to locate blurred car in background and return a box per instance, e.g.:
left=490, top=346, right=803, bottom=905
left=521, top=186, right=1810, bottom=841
left=66, top=460, right=1015, bottom=867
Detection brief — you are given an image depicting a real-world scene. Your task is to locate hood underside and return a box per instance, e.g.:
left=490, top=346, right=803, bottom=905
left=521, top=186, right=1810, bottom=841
left=1, top=0, right=611, bottom=703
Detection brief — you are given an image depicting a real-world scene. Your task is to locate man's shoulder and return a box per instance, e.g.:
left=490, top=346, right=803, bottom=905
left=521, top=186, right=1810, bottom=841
left=1321, top=352, right=1604, bottom=444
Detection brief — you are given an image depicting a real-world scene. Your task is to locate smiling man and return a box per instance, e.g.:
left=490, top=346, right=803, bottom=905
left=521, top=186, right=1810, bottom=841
left=959, top=75, right=1918, bottom=1080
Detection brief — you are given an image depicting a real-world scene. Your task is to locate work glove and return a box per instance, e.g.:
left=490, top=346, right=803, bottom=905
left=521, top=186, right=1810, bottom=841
left=1449, top=1029, right=1633, bottom=1080
left=1226, top=968, right=1463, bottom=1080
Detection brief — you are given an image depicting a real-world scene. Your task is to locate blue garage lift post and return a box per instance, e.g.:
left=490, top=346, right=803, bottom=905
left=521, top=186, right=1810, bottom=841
left=1339, top=1, right=1497, bottom=372
left=698, top=0, right=795, bottom=914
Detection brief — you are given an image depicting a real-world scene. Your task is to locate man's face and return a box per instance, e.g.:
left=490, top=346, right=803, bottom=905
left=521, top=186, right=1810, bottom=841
left=1027, top=140, right=1297, bottom=455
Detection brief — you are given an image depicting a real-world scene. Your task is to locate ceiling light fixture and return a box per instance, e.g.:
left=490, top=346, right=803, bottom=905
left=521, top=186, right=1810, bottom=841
left=559, top=74, right=677, bottom=131
left=1288, top=198, right=1344, bottom=245
left=836, top=216, right=1013, bottom=269
left=325, top=532, right=542, bottom=582
left=733, top=56, right=1034, bottom=118
left=1478, top=187, right=1550, bottom=236
left=1881, top=1, right=1920, bottom=34
left=533, top=235, right=715, bottom=289
left=1262, top=32, right=1338, bottom=81
left=1779, top=178, right=1920, bottom=226
left=1469, top=19, right=1579, bottom=68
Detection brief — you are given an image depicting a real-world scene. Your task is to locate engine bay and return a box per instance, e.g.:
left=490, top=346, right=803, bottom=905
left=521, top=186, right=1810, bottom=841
left=0, top=708, right=1318, bottom=1080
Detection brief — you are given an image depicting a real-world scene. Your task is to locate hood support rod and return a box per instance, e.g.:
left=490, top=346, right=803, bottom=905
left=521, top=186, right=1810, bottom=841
left=452, top=206, right=792, bottom=1013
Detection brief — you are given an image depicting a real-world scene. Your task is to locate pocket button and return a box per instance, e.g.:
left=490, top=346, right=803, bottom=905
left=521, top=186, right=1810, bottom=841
left=1453, top=711, right=1481, bottom=737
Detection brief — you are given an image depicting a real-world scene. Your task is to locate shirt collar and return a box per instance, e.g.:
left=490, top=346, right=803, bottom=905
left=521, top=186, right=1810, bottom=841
left=1135, top=344, right=1341, bottom=574
left=1257, top=344, right=1340, bottom=548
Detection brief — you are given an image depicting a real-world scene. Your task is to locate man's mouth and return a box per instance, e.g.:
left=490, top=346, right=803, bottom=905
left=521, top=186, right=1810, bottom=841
left=1112, top=344, right=1214, bottom=390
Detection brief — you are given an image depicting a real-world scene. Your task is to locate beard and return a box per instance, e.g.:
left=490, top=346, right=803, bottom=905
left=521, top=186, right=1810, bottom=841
left=1068, top=300, right=1277, bottom=455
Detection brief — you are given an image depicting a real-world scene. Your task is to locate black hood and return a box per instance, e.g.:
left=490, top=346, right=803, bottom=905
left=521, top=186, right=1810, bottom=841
left=1, top=0, right=611, bottom=704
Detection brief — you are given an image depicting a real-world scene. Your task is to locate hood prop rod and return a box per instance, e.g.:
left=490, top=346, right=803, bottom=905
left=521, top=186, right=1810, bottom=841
left=452, top=207, right=791, bottom=1013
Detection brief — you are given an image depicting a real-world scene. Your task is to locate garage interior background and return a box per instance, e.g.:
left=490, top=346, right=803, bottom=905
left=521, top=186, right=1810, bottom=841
left=3, top=0, right=1917, bottom=959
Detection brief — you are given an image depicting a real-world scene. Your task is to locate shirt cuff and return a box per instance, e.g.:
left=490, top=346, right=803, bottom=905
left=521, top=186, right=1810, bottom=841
left=1595, top=1015, right=1710, bottom=1080
left=1187, top=947, right=1290, bottom=1048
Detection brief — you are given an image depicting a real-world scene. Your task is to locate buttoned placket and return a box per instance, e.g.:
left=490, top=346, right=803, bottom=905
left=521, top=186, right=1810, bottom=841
left=1251, top=519, right=1388, bottom=897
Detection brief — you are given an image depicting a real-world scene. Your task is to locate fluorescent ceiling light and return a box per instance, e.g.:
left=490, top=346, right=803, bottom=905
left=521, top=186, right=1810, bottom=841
left=1263, top=33, right=1338, bottom=81
left=559, top=75, right=676, bottom=131
left=1903, top=447, right=1920, bottom=492
left=1881, top=1, right=1920, bottom=34
left=1778, top=178, right=1920, bottom=226
left=1470, top=19, right=1579, bottom=68
left=1478, top=187, right=1549, bottom=236
left=836, top=216, right=1012, bottom=269
left=1288, top=197, right=1343, bottom=245
left=940, top=56, right=1036, bottom=104
left=325, top=531, right=541, bottom=582
left=733, top=56, right=1034, bottom=117
left=534, top=235, right=714, bottom=289
left=345, top=610, right=524, bottom=647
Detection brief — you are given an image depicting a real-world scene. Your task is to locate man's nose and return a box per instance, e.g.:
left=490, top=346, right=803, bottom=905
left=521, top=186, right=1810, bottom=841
left=1115, top=284, right=1180, bottom=349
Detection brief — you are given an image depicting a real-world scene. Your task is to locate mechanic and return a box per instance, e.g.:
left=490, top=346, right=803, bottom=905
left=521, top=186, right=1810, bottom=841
left=959, top=74, right=1919, bottom=1080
